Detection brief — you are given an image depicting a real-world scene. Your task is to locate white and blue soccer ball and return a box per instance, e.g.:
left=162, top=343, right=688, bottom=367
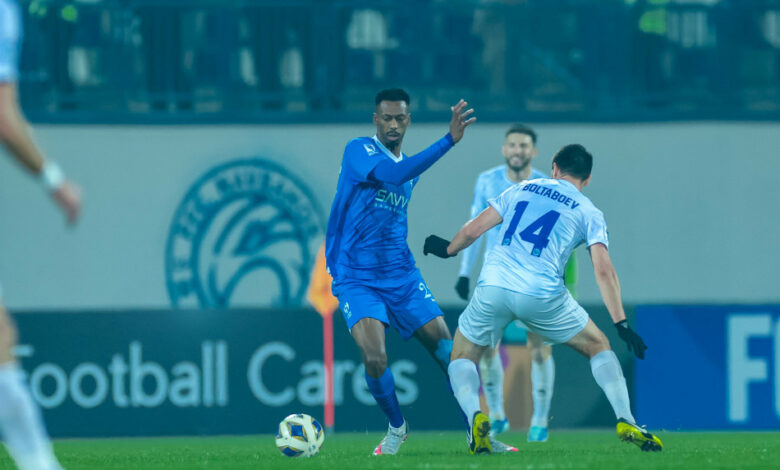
left=275, top=413, right=325, bottom=457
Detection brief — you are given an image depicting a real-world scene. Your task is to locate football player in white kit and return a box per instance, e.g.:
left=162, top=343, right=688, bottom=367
left=456, top=124, right=574, bottom=442
left=424, top=144, right=662, bottom=454
left=0, top=1, right=81, bottom=469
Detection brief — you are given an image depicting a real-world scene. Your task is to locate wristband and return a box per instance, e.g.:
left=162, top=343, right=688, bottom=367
left=41, top=161, right=65, bottom=191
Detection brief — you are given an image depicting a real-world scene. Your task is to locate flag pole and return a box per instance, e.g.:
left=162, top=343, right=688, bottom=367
left=307, top=243, right=339, bottom=434
left=323, top=312, right=335, bottom=432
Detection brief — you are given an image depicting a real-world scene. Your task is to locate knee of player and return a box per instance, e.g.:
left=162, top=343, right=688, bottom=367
left=531, top=346, right=549, bottom=364
left=600, top=330, right=611, bottom=348
left=478, top=348, right=495, bottom=367
left=362, top=351, right=388, bottom=374
left=594, top=332, right=611, bottom=354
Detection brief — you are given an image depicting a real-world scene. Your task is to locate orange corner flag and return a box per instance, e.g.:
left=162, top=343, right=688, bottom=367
left=307, top=243, right=339, bottom=317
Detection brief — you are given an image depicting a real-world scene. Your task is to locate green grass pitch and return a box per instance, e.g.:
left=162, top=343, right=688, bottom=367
left=1, top=431, right=778, bottom=469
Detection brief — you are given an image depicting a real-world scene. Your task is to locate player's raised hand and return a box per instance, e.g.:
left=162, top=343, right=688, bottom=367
left=615, top=320, right=647, bottom=359
left=448, top=99, right=476, bottom=143
left=52, top=180, right=81, bottom=225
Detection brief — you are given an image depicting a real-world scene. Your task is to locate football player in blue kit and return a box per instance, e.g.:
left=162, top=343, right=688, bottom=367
left=327, top=89, right=515, bottom=456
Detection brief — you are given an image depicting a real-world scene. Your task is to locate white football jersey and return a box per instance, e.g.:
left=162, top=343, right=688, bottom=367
left=458, top=165, right=546, bottom=277
left=478, top=178, right=608, bottom=296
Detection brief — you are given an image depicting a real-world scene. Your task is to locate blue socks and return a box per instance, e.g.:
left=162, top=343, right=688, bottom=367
left=364, top=340, right=467, bottom=430
left=365, top=368, right=404, bottom=428
left=434, top=339, right=453, bottom=371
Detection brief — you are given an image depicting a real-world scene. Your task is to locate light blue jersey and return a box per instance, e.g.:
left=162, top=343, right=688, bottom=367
left=0, top=0, right=20, bottom=83
left=480, top=178, right=608, bottom=297
left=458, top=165, right=547, bottom=277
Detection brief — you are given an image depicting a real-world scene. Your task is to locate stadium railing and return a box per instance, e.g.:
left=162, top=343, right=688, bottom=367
left=18, top=0, right=780, bottom=123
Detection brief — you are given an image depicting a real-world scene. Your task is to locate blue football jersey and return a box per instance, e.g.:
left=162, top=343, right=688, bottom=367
left=326, top=136, right=420, bottom=281
left=458, top=165, right=547, bottom=277
left=0, top=0, right=20, bottom=83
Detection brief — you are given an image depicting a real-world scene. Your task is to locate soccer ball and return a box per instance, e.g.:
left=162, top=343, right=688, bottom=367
left=275, top=413, right=325, bottom=457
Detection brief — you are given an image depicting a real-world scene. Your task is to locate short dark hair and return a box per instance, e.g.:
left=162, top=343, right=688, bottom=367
left=552, top=144, right=593, bottom=181
left=375, top=88, right=410, bottom=106
left=505, top=124, right=537, bottom=144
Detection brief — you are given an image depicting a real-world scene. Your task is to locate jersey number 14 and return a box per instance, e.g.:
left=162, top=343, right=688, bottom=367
left=501, top=201, right=561, bottom=257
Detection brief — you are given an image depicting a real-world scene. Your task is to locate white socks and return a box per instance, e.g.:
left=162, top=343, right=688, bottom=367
left=449, top=358, right=481, bottom=427
left=478, top=351, right=505, bottom=421
left=530, top=356, right=555, bottom=428
left=590, top=350, right=635, bottom=424
left=0, top=362, right=62, bottom=470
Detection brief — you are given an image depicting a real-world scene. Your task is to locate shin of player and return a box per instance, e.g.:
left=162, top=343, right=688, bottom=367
left=0, top=305, right=64, bottom=470
left=528, top=332, right=554, bottom=438
left=448, top=330, right=493, bottom=454
left=351, top=319, right=405, bottom=430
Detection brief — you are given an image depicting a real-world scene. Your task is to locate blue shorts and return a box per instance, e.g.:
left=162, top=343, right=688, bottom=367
left=332, top=269, right=443, bottom=340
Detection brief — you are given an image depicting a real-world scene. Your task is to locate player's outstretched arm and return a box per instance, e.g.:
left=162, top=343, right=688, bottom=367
left=370, top=100, right=476, bottom=186
left=425, top=206, right=502, bottom=259
left=0, top=83, right=81, bottom=224
left=0, top=84, right=46, bottom=173
left=590, top=243, right=647, bottom=359
left=448, top=206, right=502, bottom=256
left=448, top=99, right=476, bottom=143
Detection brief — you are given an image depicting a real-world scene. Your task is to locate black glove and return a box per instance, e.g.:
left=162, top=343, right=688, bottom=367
left=424, top=235, right=453, bottom=258
left=615, top=320, right=647, bottom=359
left=455, top=276, right=470, bottom=300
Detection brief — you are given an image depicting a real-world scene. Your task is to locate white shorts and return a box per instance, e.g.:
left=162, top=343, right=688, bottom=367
left=458, top=285, right=589, bottom=348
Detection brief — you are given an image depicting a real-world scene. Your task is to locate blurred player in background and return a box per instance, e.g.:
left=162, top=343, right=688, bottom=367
left=456, top=124, right=577, bottom=442
left=0, top=0, right=81, bottom=469
left=425, top=144, right=662, bottom=454
left=326, top=88, right=490, bottom=455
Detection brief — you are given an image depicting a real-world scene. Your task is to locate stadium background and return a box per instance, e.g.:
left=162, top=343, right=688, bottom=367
left=0, top=0, right=778, bottom=438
